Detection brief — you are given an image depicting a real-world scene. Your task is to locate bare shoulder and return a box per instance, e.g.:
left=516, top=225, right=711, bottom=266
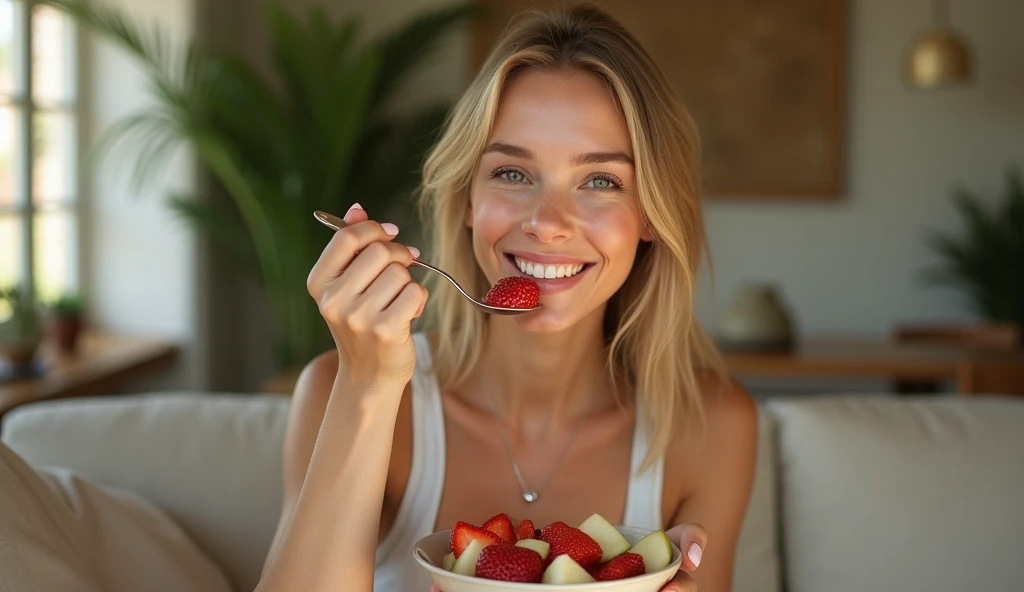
left=662, top=371, right=758, bottom=511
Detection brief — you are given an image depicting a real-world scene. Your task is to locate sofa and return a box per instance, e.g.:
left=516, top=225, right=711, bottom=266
left=2, top=392, right=1023, bottom=592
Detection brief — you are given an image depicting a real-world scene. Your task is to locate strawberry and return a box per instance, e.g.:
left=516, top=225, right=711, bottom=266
left=475, top=544, right=544, bottom=583
left=538, top=521, right=603, bottom=568
left=450, top=521, right=501, bottom=558
left=482, top=513, right=516, bottom=544
left=593, top=552, right=646, bottom=581
left=484, top=277, right=540, bottom=309
left=515, top=519, right=536, bottom=541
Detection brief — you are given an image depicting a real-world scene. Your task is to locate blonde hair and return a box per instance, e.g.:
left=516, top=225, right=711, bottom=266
left=418, top=3, right=725, bottom=471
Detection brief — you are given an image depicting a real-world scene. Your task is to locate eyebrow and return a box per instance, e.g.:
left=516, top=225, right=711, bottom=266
left=482, top=142, right=635, bottom=167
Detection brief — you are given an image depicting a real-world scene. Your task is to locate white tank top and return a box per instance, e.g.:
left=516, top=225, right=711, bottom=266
left=373, top=333, right=665, bottom=592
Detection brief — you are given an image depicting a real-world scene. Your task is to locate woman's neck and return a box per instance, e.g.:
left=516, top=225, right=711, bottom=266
left=471, top=310, right=616, bottom=438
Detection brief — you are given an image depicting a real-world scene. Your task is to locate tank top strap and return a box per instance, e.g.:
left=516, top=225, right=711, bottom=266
left=621, top=406, right=665, bottom=531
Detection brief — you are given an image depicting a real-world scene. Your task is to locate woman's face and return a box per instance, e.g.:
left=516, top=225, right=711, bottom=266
left=468, top=68, right=650, bottom=331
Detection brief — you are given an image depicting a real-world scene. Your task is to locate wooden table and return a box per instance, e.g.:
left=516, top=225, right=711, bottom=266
left=0, top=330, right=180, bottom=422
left=723, top=339, right=1024, bottom=395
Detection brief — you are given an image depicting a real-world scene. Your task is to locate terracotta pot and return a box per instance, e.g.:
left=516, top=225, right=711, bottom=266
left=49, top=315, right=83, bottom=354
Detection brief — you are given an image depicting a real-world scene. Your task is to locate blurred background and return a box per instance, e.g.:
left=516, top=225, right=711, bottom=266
left=1, top=0, right=1021, bottom=403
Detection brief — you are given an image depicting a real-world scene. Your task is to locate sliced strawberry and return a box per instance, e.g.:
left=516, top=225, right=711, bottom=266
left=450, top=521, right=501, bottom=558
left=515, top=519, right=536, bottom=541
left=482, top=513, right=516, bottom=544
left=484, top=277, right=540, bottom=309
left=593, top=552, right=646, bottom=581
left=538, top=521, right=603, bottom=568
left=475, top=543, right=544, bottom=583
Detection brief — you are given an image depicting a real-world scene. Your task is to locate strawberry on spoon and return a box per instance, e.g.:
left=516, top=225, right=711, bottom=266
left=485, top=277, right=541, bottom=309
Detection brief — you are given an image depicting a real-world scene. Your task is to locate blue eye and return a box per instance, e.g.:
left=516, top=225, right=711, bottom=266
left=492, top=167, right=530, bottom=185
left=585, top=175, right=622, bottom=191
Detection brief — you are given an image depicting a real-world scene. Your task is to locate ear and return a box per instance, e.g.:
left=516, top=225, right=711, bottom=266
left=640, top=223, right=654, bottom=242
left=464, top=201, right=474, bottom=228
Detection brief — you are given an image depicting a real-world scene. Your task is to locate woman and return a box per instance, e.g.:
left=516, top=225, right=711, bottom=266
left=258, top=4, right=757, bottom=592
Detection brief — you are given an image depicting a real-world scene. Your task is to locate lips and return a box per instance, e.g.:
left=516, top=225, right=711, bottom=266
left=503, top=253, right=594, bottom=295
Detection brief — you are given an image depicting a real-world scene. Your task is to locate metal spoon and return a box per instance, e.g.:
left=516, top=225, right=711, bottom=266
left=313, top=211, right=540, bottom=316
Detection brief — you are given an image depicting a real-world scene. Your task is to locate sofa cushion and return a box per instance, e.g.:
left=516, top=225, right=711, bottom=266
left=2, top=393, right=290, bottom=592
left=732, top=409, right=781, bottom=592
left=769, top=395, right=1024, bottom=592
left=0, top=441, right=232, bottom=592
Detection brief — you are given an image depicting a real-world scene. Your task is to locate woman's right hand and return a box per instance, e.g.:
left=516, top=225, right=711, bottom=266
left=306, top=203, right=428, bottom=389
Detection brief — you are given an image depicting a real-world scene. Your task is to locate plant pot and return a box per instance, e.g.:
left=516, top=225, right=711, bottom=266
left=49, top=315, right=83, bottom=354
left=0, top=340, right=40, bottom=369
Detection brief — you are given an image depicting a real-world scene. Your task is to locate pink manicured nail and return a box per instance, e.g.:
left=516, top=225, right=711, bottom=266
left=408, top=246, right=421, bottom=258
left=688, top=543, right=702, bottom=567
left=348, top=202, right=363, bottom=212
left=381, top=223, right=399, bottom=236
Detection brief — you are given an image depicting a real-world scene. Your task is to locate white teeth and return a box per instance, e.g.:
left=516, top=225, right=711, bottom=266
left=514, top=256, right=586, bottom=279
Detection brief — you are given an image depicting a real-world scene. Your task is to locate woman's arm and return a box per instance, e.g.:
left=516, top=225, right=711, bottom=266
left=663, top=381, right=759, bottom=592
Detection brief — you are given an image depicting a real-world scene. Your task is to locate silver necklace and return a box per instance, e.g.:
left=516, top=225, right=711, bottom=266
left=484, top=383, right=591, bottom=504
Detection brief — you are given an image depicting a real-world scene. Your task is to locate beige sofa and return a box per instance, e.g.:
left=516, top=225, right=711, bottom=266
left=2, top=392, right=1022, bottom=592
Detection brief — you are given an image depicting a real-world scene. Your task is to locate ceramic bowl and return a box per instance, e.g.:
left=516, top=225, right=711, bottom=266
left=413, top=525, right=682, bottom=592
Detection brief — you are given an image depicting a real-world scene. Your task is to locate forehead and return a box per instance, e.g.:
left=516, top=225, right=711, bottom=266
left=488, top=68, right=633, bottom=157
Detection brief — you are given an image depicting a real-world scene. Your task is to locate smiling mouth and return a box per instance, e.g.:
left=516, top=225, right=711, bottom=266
left=505, top=254, right=595, bottom=280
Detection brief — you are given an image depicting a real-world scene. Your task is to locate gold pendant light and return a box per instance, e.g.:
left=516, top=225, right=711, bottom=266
left=905, top=0, right=973, bottom=89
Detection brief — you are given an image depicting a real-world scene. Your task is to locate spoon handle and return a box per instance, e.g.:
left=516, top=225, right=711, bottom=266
left=312, top=210, right=478, bottom=302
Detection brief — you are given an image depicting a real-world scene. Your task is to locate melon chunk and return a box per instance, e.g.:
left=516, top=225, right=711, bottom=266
left=514, top=538, right=551, bottom=561
left=442, top=552, right=456, bottom=571
left=542, top=554, right=596, bottom=584
left=578, top=513, right=631, bottom=562
left=452, top=539, right=485, bottom=576
left=629, top=531, right=673, bottom=573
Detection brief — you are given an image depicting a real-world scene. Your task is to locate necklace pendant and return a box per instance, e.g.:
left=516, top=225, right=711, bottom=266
left=523, top=491, right=539, bottom=503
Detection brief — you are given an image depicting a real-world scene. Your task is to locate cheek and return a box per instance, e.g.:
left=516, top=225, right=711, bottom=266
left=581, top=203, right=644, bottom=265
left=471, top=191, right=522, bottom=242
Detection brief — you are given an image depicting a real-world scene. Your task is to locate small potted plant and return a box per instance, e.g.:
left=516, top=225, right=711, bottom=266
left=0, top=286, right=45, bottom=372
left=921, top=166, right=1024, bottom=346
left=48, top=291, right=86, bottom=354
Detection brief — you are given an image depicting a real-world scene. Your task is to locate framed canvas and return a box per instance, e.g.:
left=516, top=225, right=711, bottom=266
left=471, top=0, right=847, bottom=199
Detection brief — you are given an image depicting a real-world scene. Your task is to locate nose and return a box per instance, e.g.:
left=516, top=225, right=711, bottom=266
left=521, top=191, right=574, bottom=243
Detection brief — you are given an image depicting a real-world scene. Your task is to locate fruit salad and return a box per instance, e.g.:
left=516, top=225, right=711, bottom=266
left=439, top=513, right=673, bottom=584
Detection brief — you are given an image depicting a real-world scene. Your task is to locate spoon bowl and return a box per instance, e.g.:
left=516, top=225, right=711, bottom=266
left=313, top=211, right=541, bottom=316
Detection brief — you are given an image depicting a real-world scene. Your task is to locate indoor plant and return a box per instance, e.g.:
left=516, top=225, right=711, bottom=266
left=47, top=292, right=86, bottom=354
left=921, top=167, right=1024, bottom=341
left=0, top=286, right=45, bottom=371
left=45, top=0, right=474, bottom=368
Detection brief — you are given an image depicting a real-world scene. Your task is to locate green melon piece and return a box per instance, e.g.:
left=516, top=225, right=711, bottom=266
left=628, top=531, right=673, bottom=573
left=541, top=555, right=596, bottom=584
left=442, top=552, right=456, bottom=571
left=578, top=513, right=631, bottom=562
left=514, top=538, right=551, bottom=561
left=452, top=539, right=485, bottom=576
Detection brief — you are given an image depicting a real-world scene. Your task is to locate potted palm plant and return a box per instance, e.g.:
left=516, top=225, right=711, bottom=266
left=45, top=0, right=475, bottom=368
left=921, top=166, right=1024, bottom=345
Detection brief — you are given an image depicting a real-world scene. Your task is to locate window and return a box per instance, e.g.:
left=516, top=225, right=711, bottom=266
left=0, top=0, right=78, bottom=303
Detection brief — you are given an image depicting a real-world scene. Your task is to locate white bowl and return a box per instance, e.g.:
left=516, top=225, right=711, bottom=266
left=413, top=525, right=682, bottom=592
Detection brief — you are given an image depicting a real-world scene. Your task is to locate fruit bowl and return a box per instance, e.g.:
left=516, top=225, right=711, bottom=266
left=414, top=524, right=682, bottom=592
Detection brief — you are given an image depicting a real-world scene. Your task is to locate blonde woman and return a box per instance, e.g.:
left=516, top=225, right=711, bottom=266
left=258, top=4, right=757, bottom=592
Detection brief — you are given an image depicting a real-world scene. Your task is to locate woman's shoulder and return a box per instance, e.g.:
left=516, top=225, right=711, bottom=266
left=694, top=370, right=758, bottom=437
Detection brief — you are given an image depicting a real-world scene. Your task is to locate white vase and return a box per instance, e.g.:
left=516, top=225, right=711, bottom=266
left=716, top=283, right=794, bottom=352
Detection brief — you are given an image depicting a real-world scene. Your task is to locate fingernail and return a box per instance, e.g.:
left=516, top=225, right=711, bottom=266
left=348, top=202, right=363, bottom=212
left=408, top=246, right=421, bottom=258
left=381, top=223, right=399, bottom=236
left=688, top=543, right=702, bottom=568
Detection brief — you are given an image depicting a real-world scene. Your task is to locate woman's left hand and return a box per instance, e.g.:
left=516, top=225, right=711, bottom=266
left=659, top=522, right=707, bottom=592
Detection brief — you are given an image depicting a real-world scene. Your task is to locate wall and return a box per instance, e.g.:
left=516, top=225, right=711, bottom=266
left=81, top=0, right=205, bottom=390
